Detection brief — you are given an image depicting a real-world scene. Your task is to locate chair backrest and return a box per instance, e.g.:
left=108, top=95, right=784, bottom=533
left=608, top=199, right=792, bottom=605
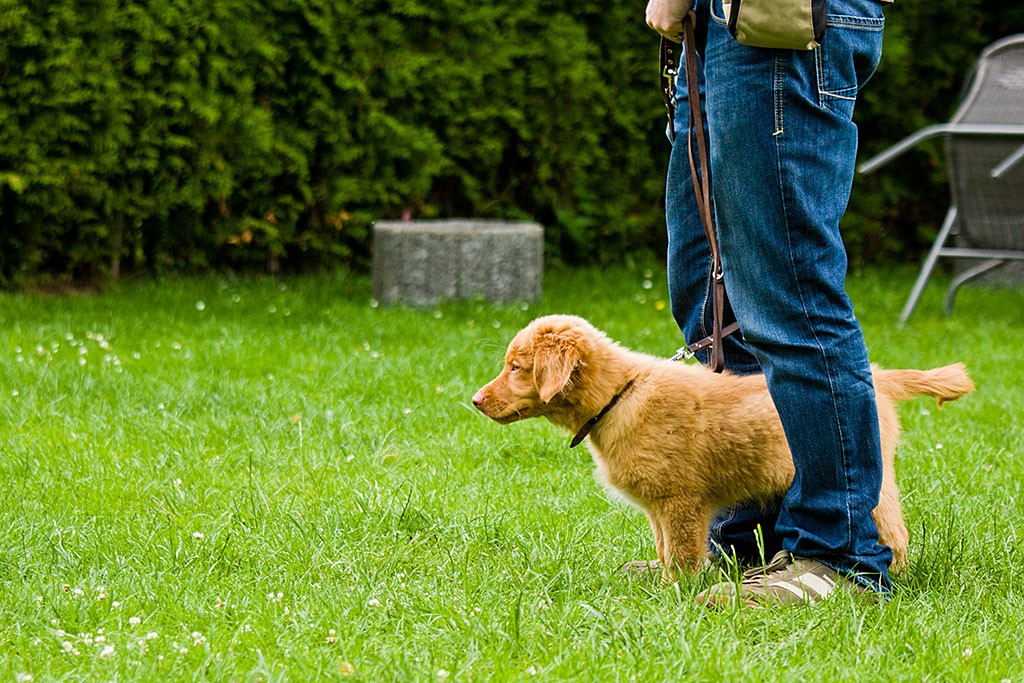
left=946, top=34, right=1024, bottom=249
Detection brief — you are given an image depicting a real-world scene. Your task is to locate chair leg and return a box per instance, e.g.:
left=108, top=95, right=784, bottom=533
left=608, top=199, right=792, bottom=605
left=944, top=258, right=1006, bottom=315
left=899, top=207, right=958, bottom=325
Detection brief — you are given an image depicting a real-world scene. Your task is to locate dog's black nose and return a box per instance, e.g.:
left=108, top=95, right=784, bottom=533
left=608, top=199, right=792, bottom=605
left=471, top=392, right=485, bottom=408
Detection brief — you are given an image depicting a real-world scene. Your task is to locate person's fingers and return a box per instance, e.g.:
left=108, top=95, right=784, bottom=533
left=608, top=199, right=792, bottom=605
left=645, top=0, right=690, bottom=42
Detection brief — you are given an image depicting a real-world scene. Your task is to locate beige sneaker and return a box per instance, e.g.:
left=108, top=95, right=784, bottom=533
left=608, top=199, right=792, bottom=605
left=697, top=550, right=873, bottom=608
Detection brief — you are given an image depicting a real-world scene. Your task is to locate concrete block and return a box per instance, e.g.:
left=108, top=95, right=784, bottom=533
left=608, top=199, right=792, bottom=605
left=372, top=219, right=544, bottom=306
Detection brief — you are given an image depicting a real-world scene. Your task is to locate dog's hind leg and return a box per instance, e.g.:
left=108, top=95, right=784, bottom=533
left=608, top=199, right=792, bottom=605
left=873, top=475, right=909, bottom=571
left=874, top=395, right=910, bottom=571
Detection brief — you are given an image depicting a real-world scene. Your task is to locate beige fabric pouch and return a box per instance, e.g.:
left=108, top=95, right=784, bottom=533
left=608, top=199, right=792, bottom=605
left=723, top=0, right=826, bottom=50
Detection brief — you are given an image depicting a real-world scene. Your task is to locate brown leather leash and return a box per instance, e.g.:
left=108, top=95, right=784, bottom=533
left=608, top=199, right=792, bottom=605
left=661, top=15, right=738, bottom=372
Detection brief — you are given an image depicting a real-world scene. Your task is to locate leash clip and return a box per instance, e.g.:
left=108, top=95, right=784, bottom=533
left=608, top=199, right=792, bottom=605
left=669, top=345, right=696, bottom=362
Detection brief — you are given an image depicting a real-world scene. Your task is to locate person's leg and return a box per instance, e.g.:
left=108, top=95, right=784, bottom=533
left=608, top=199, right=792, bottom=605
left=701, top=0, right=891, bottom=591
left=664, top=0, right=781, bottom=563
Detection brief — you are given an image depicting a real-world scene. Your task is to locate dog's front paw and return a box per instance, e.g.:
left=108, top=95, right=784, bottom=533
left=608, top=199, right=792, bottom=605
left=619, top=559, right=663, bottom=578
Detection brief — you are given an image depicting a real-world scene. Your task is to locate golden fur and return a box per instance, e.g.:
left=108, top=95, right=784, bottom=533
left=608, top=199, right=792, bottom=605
left=472, top=315, right=974, bottom=579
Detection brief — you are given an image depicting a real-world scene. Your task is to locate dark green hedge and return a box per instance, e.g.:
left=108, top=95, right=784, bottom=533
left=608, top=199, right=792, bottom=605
left=0, top=0, right=1020, bottom=284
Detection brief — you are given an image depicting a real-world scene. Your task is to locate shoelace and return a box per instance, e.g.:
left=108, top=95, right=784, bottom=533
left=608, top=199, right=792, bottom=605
left=741, top=550, right=793, bottom=583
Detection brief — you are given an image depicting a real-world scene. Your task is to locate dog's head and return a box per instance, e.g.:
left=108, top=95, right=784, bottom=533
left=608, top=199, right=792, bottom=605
left=472, top=315, right=602, bottom=424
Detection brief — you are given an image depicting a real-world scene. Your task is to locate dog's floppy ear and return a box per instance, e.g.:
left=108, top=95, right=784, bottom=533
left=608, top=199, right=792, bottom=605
left=532, top=330, right=582, bottom=403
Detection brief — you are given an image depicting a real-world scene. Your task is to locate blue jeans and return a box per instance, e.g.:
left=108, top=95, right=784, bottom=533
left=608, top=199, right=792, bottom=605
left=665, top=0, right=891, bottom=591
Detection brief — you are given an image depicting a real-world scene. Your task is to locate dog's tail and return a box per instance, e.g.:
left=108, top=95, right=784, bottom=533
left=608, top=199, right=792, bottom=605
left=873, top=363, right=975, bottom=408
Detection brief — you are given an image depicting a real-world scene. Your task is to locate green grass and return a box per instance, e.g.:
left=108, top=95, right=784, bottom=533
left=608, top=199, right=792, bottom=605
left=1, top=264, right=1022, bottom=682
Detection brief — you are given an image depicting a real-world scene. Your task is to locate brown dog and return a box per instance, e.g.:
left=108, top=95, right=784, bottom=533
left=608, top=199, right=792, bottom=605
left=472, top=315, right=974, bottom=579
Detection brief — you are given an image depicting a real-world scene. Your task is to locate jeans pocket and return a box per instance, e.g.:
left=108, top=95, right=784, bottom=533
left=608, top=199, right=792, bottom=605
left=816, top=12, right=885, bottom=119
left=708, top=0, right=728, bottom=26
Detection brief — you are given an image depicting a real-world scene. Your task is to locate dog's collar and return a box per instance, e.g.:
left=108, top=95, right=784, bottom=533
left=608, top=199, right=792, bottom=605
left=569, top=379, right=636, bottom=449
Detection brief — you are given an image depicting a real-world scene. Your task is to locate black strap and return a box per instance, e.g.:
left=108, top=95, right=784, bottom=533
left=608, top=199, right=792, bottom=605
left=569, top=379, right=635, bottom=448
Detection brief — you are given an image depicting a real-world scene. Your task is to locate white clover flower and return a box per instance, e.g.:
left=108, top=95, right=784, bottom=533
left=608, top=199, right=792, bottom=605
left=100, top=645, right=115, bottom=657
left=129, top=617, right=141, bottom=627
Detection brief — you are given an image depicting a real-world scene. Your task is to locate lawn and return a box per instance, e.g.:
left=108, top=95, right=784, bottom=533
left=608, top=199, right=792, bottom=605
left=1, top=264, right=1022, bottom=682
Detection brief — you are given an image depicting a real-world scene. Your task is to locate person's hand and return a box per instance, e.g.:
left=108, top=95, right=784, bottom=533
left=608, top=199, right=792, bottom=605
left=645, top=0, right=694, bottom=42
